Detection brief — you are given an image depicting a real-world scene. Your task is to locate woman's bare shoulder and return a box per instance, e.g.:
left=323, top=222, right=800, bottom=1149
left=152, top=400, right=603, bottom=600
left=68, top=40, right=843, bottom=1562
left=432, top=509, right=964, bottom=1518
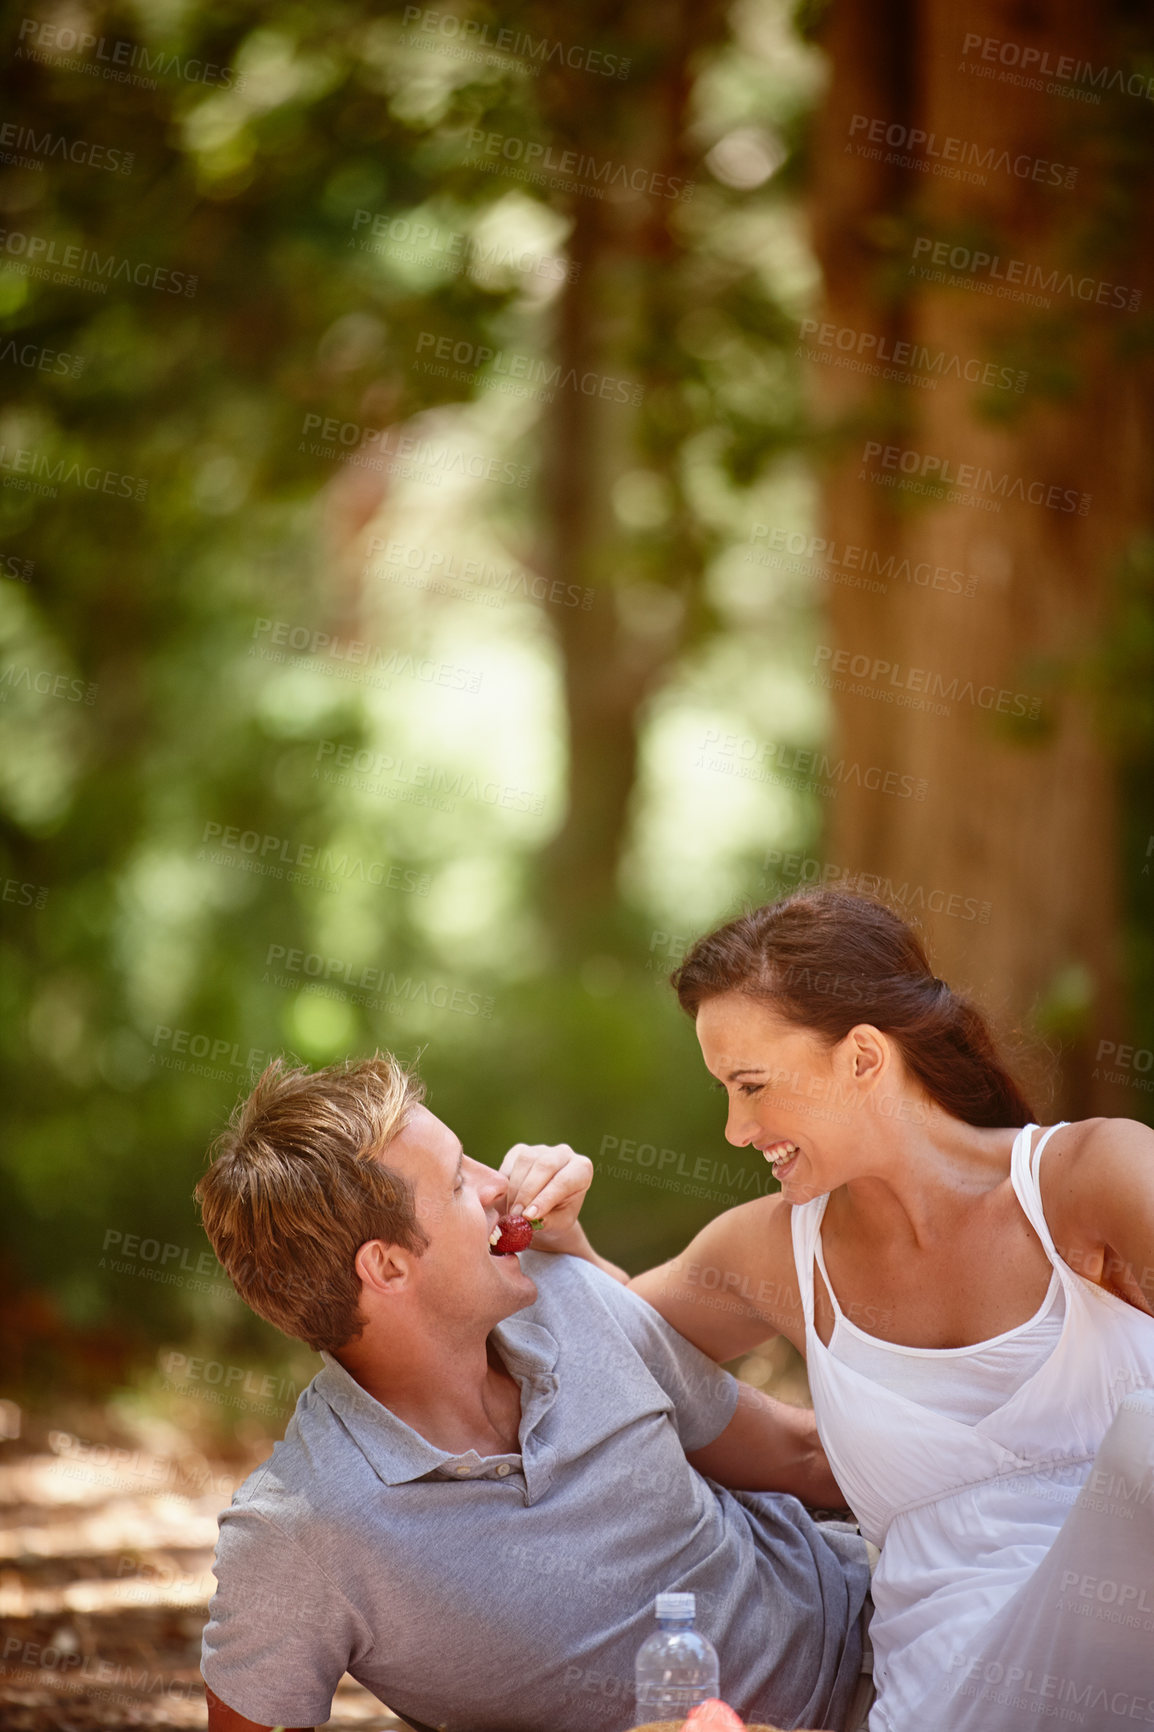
left=1044, top=1116, right=1154, bottom=1190
left=1042, top=1118, right=1154, bottom=1309
left=1050, top=1114, right=1154, bottom=1152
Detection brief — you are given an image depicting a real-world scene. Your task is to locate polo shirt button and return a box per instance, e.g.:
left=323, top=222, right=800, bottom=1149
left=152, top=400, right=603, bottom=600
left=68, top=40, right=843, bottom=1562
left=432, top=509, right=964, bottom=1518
left=454, top=1465, right=470, bottom=1477
left=496, top=1464, right=511, bottom=1477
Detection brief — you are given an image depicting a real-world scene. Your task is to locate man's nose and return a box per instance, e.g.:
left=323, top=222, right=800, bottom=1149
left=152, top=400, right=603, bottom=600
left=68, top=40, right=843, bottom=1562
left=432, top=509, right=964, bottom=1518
left=471, top=1160, right=507, bottom=1209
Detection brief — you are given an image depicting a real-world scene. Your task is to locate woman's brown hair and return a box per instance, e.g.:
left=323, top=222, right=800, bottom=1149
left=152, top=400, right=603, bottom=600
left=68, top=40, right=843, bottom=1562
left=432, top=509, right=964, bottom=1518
left=672, top=888, right=1036, bottom=1128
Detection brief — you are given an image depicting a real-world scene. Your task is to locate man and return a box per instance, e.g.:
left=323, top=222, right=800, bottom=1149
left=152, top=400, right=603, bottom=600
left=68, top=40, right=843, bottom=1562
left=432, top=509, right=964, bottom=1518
left=196, top=1055, right=873, bottom=1732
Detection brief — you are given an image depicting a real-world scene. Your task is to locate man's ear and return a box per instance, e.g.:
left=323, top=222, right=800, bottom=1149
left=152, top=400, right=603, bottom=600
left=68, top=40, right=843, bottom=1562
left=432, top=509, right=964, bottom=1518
left=354, top=1238, right=413, bottom=1297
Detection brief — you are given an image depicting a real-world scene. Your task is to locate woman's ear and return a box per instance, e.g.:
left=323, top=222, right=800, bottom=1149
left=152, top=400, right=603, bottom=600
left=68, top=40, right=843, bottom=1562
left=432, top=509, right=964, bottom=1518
left=847, top=1023, right=888, bottom=1086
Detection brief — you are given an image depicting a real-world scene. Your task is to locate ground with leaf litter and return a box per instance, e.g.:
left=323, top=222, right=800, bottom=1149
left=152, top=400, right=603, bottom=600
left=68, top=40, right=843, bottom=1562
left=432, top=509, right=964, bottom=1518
left=0, top=1408, right=405, bottom=1731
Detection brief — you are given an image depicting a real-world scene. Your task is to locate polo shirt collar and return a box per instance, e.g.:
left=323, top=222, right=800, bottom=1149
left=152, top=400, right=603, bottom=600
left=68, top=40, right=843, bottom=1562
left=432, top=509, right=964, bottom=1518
left=314, top=1314, right=560, bottom=1488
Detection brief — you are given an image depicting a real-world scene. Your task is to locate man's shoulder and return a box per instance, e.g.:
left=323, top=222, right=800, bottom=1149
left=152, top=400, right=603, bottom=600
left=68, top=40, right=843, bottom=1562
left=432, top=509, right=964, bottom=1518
left=520, top=1248, right=637, bottom=1312
left=224, top=1383, right=367, bottom=1525
left=515, top=1252, right=738, bottom=1443
left=518, top=1250, right=666, bottom=1346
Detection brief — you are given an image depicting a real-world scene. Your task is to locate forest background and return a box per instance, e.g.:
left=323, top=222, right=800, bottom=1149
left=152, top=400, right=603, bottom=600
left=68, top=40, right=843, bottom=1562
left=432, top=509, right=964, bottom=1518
left=2, top=0, right=1154, bottom=1439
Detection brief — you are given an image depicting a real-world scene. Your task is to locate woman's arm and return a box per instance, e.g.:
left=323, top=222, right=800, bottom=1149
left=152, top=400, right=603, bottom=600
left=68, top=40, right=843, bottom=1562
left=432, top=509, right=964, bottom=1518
left=686, top=1379, right=845, bottom=1507
left=628, top=1194, right=807, bottom=1361
left=537, top=1219, right=631, bottom=1283
left=497, top=1142, right=809, bottom=1342
left=1044, top=1117, right=1154, bottom=1315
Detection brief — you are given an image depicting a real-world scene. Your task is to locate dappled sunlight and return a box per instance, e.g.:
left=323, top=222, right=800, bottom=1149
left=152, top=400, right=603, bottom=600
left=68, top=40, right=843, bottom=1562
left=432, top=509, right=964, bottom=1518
left=0, top=1416, right=403, bottom=1729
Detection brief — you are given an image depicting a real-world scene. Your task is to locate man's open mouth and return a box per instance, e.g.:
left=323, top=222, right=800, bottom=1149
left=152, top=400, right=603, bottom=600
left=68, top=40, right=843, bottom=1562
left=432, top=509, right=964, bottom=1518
left=488, top=1215, right=538, bottom=1255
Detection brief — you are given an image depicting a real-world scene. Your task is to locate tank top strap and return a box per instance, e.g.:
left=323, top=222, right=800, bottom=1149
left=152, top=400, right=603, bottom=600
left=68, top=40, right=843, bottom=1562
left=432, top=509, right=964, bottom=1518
left=789, top=1194, right=830, bottom=1330
left=1009, top=1121, right=1069, bottom=1264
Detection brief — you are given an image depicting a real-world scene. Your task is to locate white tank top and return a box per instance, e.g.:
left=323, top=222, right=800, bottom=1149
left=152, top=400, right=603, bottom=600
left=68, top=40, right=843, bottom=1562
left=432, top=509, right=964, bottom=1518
left=816, top=1236, right=1066, bottom=1425
left=791, top=1122, right=1154, bottom=1732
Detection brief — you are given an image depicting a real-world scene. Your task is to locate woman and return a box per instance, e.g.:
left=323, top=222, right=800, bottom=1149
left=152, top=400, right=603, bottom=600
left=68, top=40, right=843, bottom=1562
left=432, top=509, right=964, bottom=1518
left=627, top=890, right=1154, bottom=1732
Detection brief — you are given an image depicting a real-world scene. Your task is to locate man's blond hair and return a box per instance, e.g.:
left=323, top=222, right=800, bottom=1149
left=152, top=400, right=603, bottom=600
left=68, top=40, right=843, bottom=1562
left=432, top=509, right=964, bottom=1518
left=196, top=1055, right=426, bottom=1353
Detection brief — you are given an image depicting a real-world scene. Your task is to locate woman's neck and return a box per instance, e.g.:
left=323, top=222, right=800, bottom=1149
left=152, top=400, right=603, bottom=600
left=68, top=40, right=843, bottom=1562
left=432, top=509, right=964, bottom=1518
left=832, top=1116, right=1023, bottom=1249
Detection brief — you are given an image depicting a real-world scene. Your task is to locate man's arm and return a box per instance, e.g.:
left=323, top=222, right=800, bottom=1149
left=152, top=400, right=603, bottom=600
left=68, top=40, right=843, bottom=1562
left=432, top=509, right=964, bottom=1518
left=206, top=1683, right=311, bottom=1732
left=685, top=1379, right=846, bottom=1509
left=202, top=1504, right=358, bottom=1732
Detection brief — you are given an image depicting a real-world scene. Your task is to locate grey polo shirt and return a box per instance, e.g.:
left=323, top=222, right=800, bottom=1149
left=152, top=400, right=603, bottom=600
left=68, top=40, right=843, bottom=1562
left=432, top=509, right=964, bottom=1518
left=202, top=1252, right=869, bottom=1732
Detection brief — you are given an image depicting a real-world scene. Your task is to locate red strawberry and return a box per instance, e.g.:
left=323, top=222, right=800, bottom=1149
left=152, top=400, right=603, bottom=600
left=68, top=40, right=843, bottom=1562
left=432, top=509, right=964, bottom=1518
left=682, top=1702, right=746, bottom=1732
left=488, top=1213, right=543, bottom=1255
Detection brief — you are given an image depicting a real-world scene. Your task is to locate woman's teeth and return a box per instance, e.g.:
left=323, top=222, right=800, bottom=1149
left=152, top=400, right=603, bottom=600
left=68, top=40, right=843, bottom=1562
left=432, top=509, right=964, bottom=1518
left=765, top=1142, right=800, bottom=1176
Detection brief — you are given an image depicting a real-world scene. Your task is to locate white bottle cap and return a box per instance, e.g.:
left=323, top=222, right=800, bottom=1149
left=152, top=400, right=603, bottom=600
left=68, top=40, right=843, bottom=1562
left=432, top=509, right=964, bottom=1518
left=655, top=1592, right=695, bottom=1620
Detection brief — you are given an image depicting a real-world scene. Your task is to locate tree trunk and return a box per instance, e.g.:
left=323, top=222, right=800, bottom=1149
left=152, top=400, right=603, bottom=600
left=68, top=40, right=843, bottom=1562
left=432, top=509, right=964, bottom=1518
left=533, top=0, right=724, bottom=957
left=807, top=0, right=1151, bottom=1116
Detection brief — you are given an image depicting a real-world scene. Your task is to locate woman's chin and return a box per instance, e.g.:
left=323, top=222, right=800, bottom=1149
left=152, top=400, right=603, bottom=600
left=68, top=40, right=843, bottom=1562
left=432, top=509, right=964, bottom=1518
left=778, top=1171, right=827, bottom=1205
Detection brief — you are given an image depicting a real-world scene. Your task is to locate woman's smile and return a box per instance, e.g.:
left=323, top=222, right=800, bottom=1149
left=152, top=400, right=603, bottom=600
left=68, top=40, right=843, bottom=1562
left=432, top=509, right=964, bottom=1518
left=758, top=1138, right=802, bottom=1181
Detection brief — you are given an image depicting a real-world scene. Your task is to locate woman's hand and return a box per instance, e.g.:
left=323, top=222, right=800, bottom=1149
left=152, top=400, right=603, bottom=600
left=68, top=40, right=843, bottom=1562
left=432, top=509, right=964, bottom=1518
left=498, top=1142, right=629, bottom=1282
left=499, top=1141, right=594, bottom=1240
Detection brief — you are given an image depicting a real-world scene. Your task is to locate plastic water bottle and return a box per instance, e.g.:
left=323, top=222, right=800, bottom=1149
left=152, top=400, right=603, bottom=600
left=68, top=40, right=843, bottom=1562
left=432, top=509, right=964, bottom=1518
left=634, top=1591, right=720, bottom=1720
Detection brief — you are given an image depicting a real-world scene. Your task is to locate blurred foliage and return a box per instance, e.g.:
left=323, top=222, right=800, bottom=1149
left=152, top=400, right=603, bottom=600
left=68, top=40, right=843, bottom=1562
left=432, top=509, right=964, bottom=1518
left=3, top=0, right=1154, bottom=1419
left=0, top=0, right=830, bottom=1394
